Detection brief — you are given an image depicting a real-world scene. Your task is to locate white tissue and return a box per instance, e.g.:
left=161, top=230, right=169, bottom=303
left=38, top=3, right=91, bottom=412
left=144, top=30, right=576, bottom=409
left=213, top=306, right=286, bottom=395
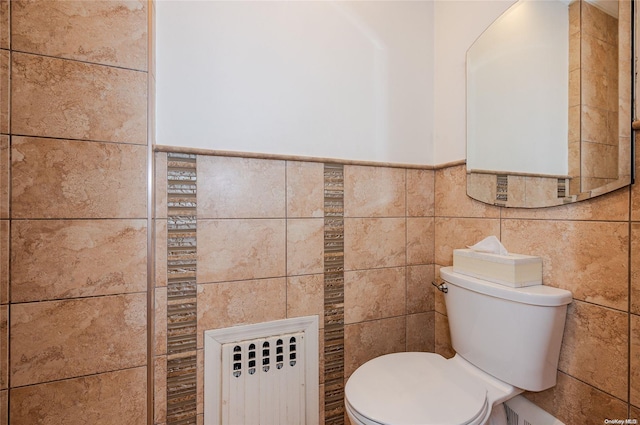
left=467, top=235, right=508, bottom=255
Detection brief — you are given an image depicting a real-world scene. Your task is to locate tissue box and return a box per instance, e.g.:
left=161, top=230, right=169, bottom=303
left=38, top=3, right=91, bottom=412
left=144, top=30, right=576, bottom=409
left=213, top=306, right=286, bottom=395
left=452, top=249, right=542, bottom=287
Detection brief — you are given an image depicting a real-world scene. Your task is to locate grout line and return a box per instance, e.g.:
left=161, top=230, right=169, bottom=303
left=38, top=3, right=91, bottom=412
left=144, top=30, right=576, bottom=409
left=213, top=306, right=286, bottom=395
left=9, top=49, right=148, bottom=74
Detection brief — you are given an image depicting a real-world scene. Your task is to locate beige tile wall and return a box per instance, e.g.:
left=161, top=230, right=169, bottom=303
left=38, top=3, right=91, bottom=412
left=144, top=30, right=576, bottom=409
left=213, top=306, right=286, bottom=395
left=579, top=1, right=626, bottom=191
left=343, top=165, right=436, bottom=374
left=3, top=1, right=150, bottom=424
left=2, top=1, right=640, bottom=424
left=155, top=148, right=640, bottom=425
left=434, top=163, right=640, bottom=423
left=154, top=155, right=436, bottom=424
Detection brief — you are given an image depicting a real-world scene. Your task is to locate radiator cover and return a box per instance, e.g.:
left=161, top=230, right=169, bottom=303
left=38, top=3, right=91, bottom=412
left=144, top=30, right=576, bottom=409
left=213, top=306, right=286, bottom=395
left=204, top=316, right=319, bottom=425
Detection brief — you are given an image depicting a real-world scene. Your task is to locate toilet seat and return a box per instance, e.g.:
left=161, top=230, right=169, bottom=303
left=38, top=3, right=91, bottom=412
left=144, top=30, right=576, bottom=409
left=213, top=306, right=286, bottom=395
left=345, top=352, right=491, bottom=425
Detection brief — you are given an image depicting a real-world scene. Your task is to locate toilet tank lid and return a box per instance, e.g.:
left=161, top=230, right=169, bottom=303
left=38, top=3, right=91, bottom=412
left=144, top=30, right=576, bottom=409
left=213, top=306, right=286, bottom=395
left=441, top=267, right=572, bottom=306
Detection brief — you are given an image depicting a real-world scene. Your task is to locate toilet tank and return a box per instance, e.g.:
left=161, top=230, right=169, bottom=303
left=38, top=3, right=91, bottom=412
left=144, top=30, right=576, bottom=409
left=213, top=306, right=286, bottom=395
left=440, top=267, right=572, bottom=392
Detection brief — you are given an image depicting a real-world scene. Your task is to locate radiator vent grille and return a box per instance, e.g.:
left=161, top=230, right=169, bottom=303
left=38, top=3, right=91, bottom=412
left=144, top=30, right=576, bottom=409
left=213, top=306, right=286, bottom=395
left=221, top=333, right=305, bottom=424
left=204, top=316, right=319, bottom=425
left=504, top=395, right=565, bottom=425
left=505, top=403, right=533, bottom=425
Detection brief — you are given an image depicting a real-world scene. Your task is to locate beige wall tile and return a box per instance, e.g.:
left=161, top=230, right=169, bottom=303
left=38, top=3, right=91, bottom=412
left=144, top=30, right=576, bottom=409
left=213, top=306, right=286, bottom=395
left=287, top=218, right=324, bottom=276
left=407, top=217, right=434, bottom=265
left=569, top=32, right=580, bottom=75
left=407, top=264, right=435, bottom=314
left=10, top=293, right=147, bottom=387
left=0, top=50, right=7, bottom=135
left=434, top=217, right=500, bottom=266
left=197, top=219, right=285, bottom=283
left=0, top=0, right=7, bottom=49
left=631, top=314, right=640, bottom=406
left=10, top=367, right=147, bottom=425
left=407, top=169, right=434, bottom=217
left=155, top=219, right=168, bottom=288
left=523, top=176, right=563, bottom=208
left=149, top=0, right=157, bottom=78
left=11, top=53, right=147, bottom=144
left=619, top=135, right=632, bottom=179
left=619, top=5, right=632, bottom=137
left=502, top=219, right=628, bottom=310
left=11, top=219, right=147, bottom=302
left=631, top=223, right=640, bottom=314
left=0, top=306, right=5, bottom=390
left=406, top=312, right=434, bottom=352
left=0, top=221, right=6, bottom=304
left=344, top=316, right=405, bottom=378
left=525, top=371, right=628, bottom=425
left=12, top=0, right=147, bottom=71
left=634, top=148, right=640, bottom=221
left=344, top=267, right=405, bottom=324
left=435, top=165, right=500, bottom=219
left=0, top=136, right=7, bottom=219
left=154, top=287, right=167, bottom=356
left=559, top=301, right=627, bottom=400
left=503, top=186, right=630, bottom=222
left=466, top=173, right=499, bottom=206
left=287, top=161, right=324, bottom=218
left=197, top=156, right=285, bottom=219
left=287, top=274, right=324, bottom=324
left=154, top=356, right=167, bottom=425
left=344, top=165, right=405, bottom=217
left=582, top=178, right=616, bottom=195
left=582, top=69, right=614, bottom=113
left=582, top=1, right=618, bottom=45
left=344, top=218, right=405, bottom=271
left=197, top=278, right=286, bottom=347
left=582, top=33, right=617, bottom=91
left=11, top=137, right=147, bottom=219
left=0, top=389, right=5, bottom=425
left=582, top=105, right=616, bottom=145
left=582, top=141, right=619, bottom=180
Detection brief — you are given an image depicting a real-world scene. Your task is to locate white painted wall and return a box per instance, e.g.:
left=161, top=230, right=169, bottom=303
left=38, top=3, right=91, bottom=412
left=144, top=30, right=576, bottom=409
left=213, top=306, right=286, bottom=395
left=432, top=0, right=516, bottom=165
left=156, top=1, right=435, bottom=165
left=156, top=0, right=555, bottom=167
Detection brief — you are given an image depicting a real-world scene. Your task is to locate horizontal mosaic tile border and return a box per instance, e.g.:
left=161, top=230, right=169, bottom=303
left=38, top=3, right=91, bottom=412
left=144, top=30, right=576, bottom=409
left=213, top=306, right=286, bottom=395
left=166, top=152, right=197, bottom=425
left=324, top=163, right=345, bottom=425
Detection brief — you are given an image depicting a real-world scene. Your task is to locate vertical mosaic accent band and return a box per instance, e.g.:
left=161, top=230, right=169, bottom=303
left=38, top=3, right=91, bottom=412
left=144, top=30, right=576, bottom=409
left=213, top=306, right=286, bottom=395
left=496, top=174, right=508, bottom=203
left=166, top=153, right=198, bottom=425
left=324, top=163, right=345, bottom=425
left=557, top=178, right=567, bottom=198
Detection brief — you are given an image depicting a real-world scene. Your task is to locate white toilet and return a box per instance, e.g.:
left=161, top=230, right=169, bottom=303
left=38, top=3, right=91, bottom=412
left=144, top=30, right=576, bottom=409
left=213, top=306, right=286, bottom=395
left=345, top=266, right=572, bottom=425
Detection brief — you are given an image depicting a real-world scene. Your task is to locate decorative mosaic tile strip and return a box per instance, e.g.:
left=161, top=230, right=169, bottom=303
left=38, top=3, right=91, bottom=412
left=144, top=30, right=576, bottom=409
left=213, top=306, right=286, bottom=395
left=324, top=163, right=345, bottom=425
left=166, top=353, right=198, bottom=425
left=496, top=174, right=508, bottom=203
left=167, top=153, right=198, bottom=425
left=557, top=178, right=567, bottom=198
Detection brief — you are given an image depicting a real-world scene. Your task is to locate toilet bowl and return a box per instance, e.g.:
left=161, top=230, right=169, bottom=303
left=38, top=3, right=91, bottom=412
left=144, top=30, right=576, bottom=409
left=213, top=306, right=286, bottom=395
left=345, top=352, right=521, bottom=425
left=344, top=267, right=572, bottom=425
